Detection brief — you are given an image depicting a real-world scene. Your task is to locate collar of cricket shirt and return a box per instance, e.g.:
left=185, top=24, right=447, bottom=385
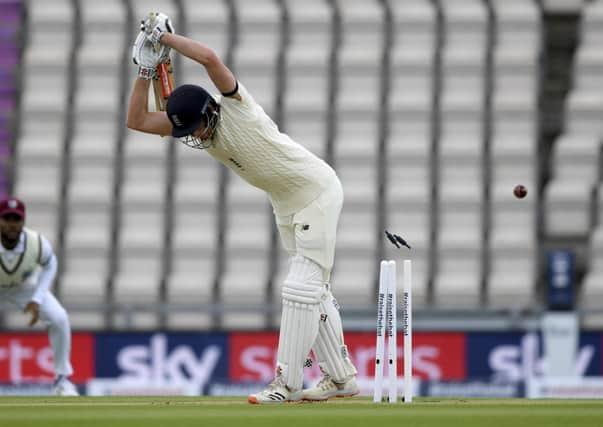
left=0, top=231, right=25, bottom=254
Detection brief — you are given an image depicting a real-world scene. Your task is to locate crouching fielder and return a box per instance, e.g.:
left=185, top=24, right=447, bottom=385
left=126, top=13, right=358, bottom=404
left=0, top=197, right=78, bottom=396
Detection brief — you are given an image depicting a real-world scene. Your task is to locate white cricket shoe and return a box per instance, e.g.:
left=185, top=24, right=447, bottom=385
left=248, top=376, right=302, bottom=404
left=53, top=376, right=79, bottom=396
left=302, top=374, right=359, bottom=401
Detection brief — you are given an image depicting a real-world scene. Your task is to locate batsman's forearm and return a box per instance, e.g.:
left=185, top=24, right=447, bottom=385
left=160, top=33, right=213, bottom=65
left=160, top=33, right=236, bottom=94
left=126, top=78, right=151, bottom=130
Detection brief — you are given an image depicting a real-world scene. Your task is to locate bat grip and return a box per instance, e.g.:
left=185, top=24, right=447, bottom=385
left=158, top=61, right=174, bottom=99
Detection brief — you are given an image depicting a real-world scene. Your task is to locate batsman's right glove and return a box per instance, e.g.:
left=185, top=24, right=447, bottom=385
left=140, top=12, right=174, bottom=61
left=134, top=31, right=175, bottom=80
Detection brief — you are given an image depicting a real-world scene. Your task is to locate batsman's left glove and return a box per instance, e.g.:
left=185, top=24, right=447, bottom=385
left=132, top=31, right=165, bottom=79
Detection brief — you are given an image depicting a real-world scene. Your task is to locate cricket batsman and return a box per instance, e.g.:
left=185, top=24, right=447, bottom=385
left=127, top=13, right=358, bottom=403
left=0, top=197, right=78, bottom=396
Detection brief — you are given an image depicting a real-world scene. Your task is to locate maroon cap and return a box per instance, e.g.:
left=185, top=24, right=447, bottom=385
left=0, top=197, right=25, bottom=219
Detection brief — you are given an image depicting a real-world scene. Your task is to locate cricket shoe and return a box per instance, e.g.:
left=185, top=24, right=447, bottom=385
left=248, top=376, right=302, bottom=404
left=302, top=373, right=359, bottom=401
left=53, top=375, right=79, bottom=396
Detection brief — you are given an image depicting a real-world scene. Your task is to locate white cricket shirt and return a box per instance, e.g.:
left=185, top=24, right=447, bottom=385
left=207, top=82, right=337, bottom=216
left=0, top=228, right=57, bottom=304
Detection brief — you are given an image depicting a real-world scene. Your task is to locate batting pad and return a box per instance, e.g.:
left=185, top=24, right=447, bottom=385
left=277, top=255, right=324, bottom=390
left=312, top=289, right=357, bottom=382
left=281, top=255, right=325, bottom=304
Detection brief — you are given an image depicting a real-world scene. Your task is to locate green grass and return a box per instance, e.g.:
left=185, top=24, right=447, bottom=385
left=0, top=397, right=602, bottom=427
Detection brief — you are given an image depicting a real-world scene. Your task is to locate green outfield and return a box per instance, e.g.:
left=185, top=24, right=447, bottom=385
left=0, top=397, right=602, bottom=427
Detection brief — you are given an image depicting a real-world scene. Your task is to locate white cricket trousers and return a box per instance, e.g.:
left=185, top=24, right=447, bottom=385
left=275, top=175, right=343, bottom=282
left=2, top=288, right=74, bottom=377
left=275, top=175, right=357, bottom=385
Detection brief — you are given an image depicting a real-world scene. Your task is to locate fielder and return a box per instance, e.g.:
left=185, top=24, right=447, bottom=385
left=0, top=197, right=78, bottom=396
left=127, top=13, right=358, bottom=403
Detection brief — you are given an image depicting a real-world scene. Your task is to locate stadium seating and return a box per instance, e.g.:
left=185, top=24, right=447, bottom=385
left=431, top=0, right=488, bottom=308
left=6, top=0, right=74, bottom=328
left=166, top=144, right=219, bottom=330
left=0, top=2, right=20, bottom=196
left=6, top=0, right=578, bottom=330
left=282, top=0, right=331, bottom=156
left=16, top=0, right=74, bottom=247
left=576, top=0, right=603, bottom=307
left=329, top=0, right=384, bottom=307
left=384, top=0, right=436, bottom=308
left=60, top=0, right=127, bottom=328
left=544, top=0, right=603, bottom=239
left=486, top=0, right=540, bottom=309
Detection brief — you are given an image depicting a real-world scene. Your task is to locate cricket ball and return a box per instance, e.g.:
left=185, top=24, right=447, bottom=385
left=514, top=184, right=527, bottom=199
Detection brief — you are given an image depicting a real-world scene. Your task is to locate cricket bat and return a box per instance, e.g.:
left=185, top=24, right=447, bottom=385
left=152, top=57, right=175, bottom=111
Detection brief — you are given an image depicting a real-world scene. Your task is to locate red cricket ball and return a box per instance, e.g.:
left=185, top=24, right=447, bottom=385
left=514, top=184, right=527, bottom=199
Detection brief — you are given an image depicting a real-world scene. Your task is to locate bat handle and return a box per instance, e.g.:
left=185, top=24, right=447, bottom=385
left=158, top=61, right=174, bottom=99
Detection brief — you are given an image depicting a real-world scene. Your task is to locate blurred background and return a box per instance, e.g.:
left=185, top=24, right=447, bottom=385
left=1, top=0, right=602, bottom=398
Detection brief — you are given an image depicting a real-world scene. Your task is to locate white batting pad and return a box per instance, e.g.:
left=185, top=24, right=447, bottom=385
left=312, top=289, right=357, bottom=382
left=281, top=255, right=325, bottom=304
left=277, top=299, right=320, bottom=390
left=276, top=255, right=324, bottom=390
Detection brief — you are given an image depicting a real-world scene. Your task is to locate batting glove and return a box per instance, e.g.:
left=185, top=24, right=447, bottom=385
left=132, top=31, right=161, bottom=79
left=137, top=65, right=156, bottom=80
left=141, top=12, right=174, bottom=47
